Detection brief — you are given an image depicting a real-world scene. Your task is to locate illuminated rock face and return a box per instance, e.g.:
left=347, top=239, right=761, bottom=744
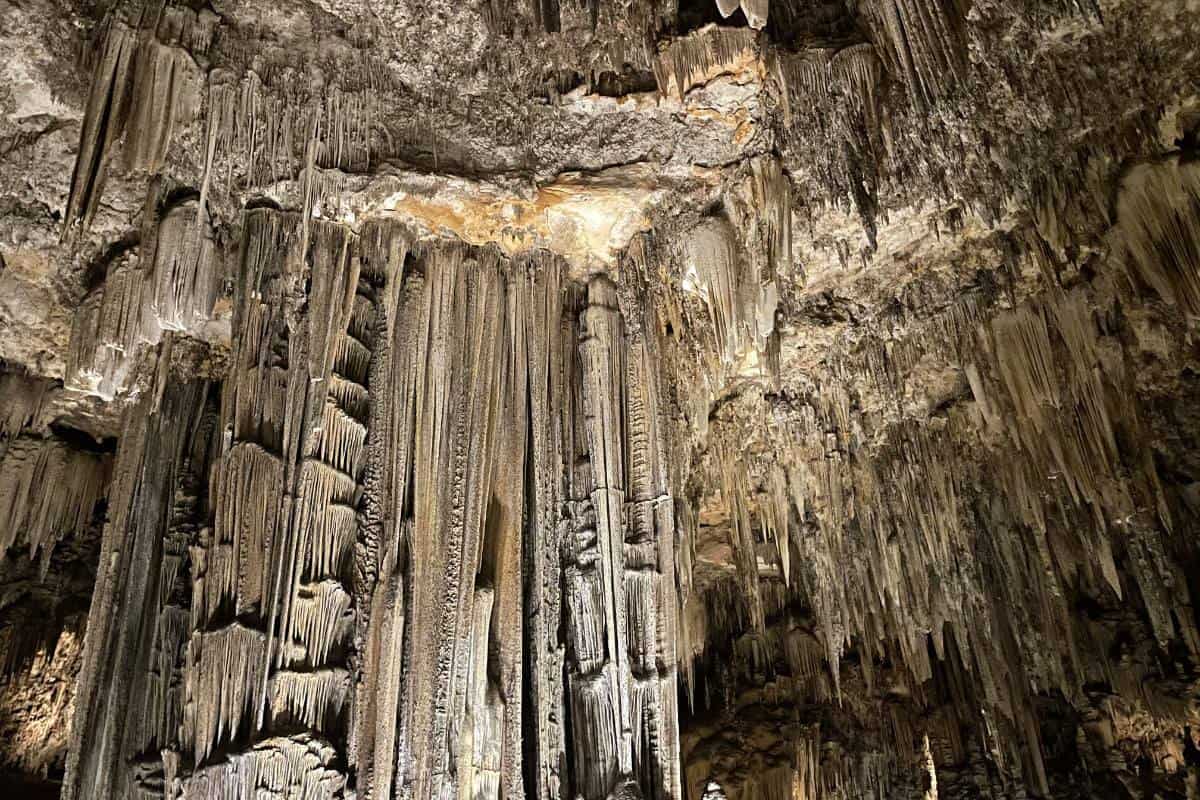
left=1, top=0, right=1200, bottom=798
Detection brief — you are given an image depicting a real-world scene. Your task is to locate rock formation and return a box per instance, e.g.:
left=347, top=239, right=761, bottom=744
left=0, top=0, right=1198, bottom=798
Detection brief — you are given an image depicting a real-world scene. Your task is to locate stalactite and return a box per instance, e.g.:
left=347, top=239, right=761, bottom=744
left=682, top=159, right=788, bottom=385
left=200, top=66, right=382, bottom=215
left=127, top=604, right=190, bottom=756
left=653, top=26, right=758, bottom=100
left=0, top=370, right=53, bottom=438
left=268, top=668, right=350, bottom=732
left=215, top=441, right=284, bottom=616
left=0, top=435, right=110, bottom=571
left=149, top=201, right=222, bottom=332
left=1115, top=156, right=1200, bottom=316
left=190, top=539, right=236, bottom=630
left=287, top=580, right=352, bottom=667
left=768, top=44, right=883, bottom=141
left=64, top=9, right=212, bottom=231
left=683, top=217, right=747, bottom=370
left=747, top=156, right=793, bottom=290
left=858, top=0, right=967, bottom=111
left=184, top=623, right=269, bottom=764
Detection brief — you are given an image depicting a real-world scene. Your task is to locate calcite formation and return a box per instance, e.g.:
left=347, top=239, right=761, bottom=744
left=1, top=0, right=1199, bottom=798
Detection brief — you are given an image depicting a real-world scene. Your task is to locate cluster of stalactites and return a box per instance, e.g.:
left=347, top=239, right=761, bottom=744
left=684, top=217, right=765, bottom=371
left=0, top=369, right=53, bottom=439
left=351, top=232, right=684, bottom=800
left=65, top=5, right=212, bottom=231
left=771, top=44, right=882, bottom=130
left=184, top=208, right=362, bottom=778
left=679, top=157, right=789, bottom=388
left=1115, top=155, right=1200, bottom=317
left=181, top=735, right=346, bottom=800
left=693, top=235, right=1198, bottom=794
left=856, top=0, right=967, bottom=112
left=653, top=26, right=758, bottom=100
left=510, top=0, right=674, bottom=77
left=63, top=0, right=394, bottom=249
left=200, top=66, right=380, bottom=222
left=683, top=718, right=898, bottom=800
left=58, top=198, right=692, bottom=800
left=62, top=375, right=212, bottom=800
left=0, top=435, right=111, bottom=575
left=67, top=200, right=220, bottom=399
left=0, top=622, right=86, bottom=775
left=60, top=207, right=362, bottom=800
left=768, top=42, right=890, bottom=255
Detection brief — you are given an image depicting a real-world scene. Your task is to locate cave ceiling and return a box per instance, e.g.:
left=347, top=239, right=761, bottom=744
left=1, top=0, right=1199, bottom=798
